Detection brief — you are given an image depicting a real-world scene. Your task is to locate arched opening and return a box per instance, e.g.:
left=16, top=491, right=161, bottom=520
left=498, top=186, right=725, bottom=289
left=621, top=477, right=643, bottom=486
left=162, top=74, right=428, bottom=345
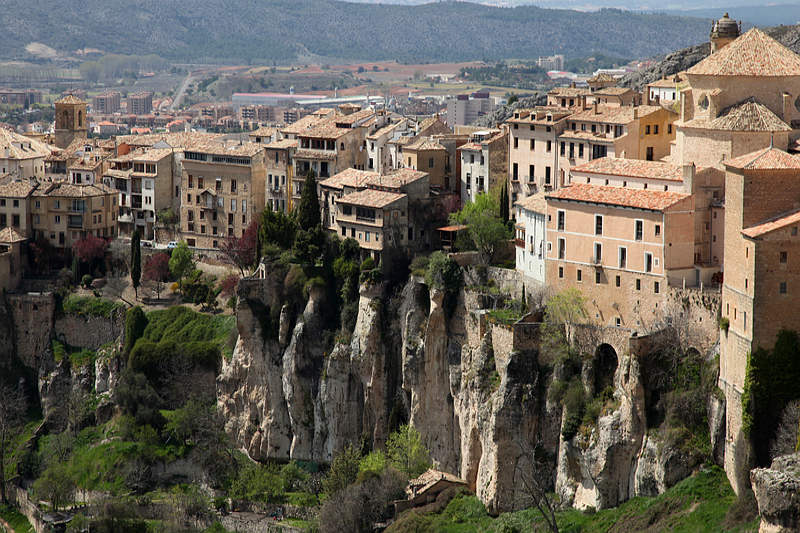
left=78, top=110, right=83, bottom=126
left=699, top=94, right=709, bottom=111
left=594, top=343, right=618, bottom=394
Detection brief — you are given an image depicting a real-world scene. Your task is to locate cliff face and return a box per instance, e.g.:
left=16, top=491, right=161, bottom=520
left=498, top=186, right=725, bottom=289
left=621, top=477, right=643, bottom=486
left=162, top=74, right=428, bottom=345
left=219, top=271, right=712, bottom=513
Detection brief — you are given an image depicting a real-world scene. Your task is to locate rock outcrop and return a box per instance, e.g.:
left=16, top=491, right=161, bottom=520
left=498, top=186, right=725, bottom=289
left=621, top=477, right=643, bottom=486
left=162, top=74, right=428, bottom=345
left=751, top=452, right=800, bottom=533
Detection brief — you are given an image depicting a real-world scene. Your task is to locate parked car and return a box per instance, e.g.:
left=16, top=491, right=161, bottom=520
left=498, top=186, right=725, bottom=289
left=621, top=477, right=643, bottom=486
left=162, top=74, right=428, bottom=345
left=167, top=241, right=178, bottom=249
left=141, top=240, right=153, bottom=248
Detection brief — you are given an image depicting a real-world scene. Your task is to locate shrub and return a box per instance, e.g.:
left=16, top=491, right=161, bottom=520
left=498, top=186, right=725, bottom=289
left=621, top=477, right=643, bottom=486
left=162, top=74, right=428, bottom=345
left=718, top=316, right=730, bottom=333
left=409, top=255, right=430, bottom=277
left=63, top=295, right=125, bottom=318
left=124, top=306, right=148, bottom=355
left=358, top=451, right=387, bottom=481
left=561, top=379, right=586, bottom=440
left=360, top=257, right=375, bottom=272
left=81, top=274, right=93, bottom=288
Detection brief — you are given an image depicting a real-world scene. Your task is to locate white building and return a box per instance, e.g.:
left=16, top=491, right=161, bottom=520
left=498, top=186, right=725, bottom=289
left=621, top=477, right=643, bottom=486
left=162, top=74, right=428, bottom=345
left=514, top=192, right=547, bottom=286
left=536, top=54, right=565, bottom=71
left=646, top=76, right=682, bottom=104
left=446, top=92, right=495, bottom=127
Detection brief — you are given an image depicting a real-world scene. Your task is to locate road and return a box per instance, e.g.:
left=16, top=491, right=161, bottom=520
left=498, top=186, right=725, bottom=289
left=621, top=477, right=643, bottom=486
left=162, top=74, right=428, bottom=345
left=170, top=73, right=194, bottom=111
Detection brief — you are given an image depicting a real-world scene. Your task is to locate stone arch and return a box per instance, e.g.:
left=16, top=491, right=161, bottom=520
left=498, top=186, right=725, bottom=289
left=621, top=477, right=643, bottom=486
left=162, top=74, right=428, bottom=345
left=699, top=94, right=709, bottom=111
left=594, top=343, right=618, bottom=393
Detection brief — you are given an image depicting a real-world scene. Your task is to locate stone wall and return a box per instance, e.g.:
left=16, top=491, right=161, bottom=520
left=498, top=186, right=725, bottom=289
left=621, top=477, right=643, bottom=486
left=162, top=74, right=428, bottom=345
left=54, top=309, right=125, bottom=350
left=8, top=292, right=56, bottom=373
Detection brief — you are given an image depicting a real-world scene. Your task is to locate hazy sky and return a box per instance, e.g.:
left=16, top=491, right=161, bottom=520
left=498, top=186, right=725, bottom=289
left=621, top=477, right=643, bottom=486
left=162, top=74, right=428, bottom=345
left=347, top=0, right=790, bottom=12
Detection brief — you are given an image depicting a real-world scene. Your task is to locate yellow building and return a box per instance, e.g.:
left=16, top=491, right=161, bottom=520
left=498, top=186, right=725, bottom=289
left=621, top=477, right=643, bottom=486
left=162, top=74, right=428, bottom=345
left=31, top=181, right=118, bottom=248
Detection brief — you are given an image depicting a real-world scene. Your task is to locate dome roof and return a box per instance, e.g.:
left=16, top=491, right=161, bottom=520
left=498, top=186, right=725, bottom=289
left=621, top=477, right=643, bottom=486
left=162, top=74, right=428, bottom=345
left=712, top=13, right=740, bottom=39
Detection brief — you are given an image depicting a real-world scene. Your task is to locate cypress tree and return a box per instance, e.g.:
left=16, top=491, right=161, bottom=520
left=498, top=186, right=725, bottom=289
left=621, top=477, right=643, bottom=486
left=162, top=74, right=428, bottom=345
left=131, top=229, right=141, bottom=298
left=297, top=170, right=321, bottom=230
left=499, top=181, right=510, bottom=223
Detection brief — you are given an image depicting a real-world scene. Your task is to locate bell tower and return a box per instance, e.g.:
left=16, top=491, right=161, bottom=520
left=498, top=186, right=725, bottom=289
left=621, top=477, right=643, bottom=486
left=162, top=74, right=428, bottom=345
left=54, top=94, right=87, bottom=149
left=710, top=13, right=741, bottom=54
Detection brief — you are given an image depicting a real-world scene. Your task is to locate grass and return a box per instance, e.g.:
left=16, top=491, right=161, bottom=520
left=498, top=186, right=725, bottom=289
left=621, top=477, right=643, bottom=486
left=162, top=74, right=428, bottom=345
left=0, top=505, right=34, bottom=533
left=388, top=466, right=759, bottom=533
left=63, top=294, right=126, bottom=318
left=51, top=340, right=96, bottom=368
left=486, top=307, right=523, bottom=325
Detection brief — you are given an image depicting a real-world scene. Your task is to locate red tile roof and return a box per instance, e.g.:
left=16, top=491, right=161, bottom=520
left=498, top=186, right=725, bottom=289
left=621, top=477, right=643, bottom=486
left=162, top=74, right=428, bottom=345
left=724, top=147, right=800, bottom=170
left=742, top=208, right=800, bottom=238
left=546, top=183, right=688, bottom=211
left=688, top=28, right=800, bottom=77
left=365, top=168, right=428, bottom=190
left=685, top=99, right=792, bottom=132
left=319, top=168, right=378, bottom=190
left=571, top=157, right=683, bottom=181
left=338, top=189, right=406, bottom=208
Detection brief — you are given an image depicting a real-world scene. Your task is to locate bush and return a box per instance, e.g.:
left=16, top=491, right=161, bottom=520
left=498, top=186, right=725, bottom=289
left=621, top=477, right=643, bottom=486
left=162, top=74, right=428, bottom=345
left=81, top=274, right=93, bottom=288
left=409, top=255, right=430, bottom=277
left=360, top=257, right=375, bottom=272
left=561, top=379, right=586, bottom=440
left=718, top=316, right=730, bottom=333
left=63, top=294, right=125, bottom=318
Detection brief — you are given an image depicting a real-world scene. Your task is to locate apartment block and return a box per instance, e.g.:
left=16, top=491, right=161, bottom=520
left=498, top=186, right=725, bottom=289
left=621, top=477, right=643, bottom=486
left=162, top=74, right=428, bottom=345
left=128, top=92, right=154, bottom=115
left=445, top=92, right=495, bottom=127
left=265, top=138, right=296, bottom=213
left=514, top=192, right=547, bottom=286
left=179, top=142, right=265, bottom=249
left=93, top=91, right=121, bottom=114
left=30, top=182, right=117, bottom=248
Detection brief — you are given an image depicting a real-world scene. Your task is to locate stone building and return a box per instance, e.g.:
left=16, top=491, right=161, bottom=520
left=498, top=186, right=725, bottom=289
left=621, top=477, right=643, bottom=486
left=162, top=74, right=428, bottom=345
left=264, top=138, right=296, bottom=213
left=514, top=191, right=547, bottom=286
left=0, top=129, right=52, bottom=179
left=179, top=141, right=265, bottom=249
left=30, top=181, right=118, bottom=248
left=507, top=107, right=571, bottom=198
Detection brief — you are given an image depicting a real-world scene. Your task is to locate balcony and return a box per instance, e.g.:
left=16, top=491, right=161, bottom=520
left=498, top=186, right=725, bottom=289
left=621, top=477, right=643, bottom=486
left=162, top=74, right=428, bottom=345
left=590, top=255, right=603, bottom=268
left=67, top=215, right=83, bottom=229
left=118, top=213, right=133, bottom=223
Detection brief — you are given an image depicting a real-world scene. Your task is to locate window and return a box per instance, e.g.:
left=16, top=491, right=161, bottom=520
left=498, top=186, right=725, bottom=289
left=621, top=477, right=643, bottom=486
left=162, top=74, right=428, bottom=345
left=514, top=138, right=519, bottom=149
left=615, top=317, right=622, bottom=327
left=55, top=215, right=61, bottom=224
left=654, top=281, right=660, bottom=294
left=781, top=251, right=788, bottom=263
left=595, top=271, right=601, bottom=284
left=231, top=199, right=236, bottom=212
left=558, top=238, right=565, bottom=259
left=645, top=125, right=651, bottom=135
left=780, top=281, right=788, bottom=294
left=557, top=210, right=565, bottom=231
left=530, top=139, right=535, bottom=150
left=342, top=227, right=346, bottom=236
left=528, top=165, right=534, bottom=182
left=428, top=157, right=434, bottom=169
left=560, top=142, right=565, bottom=156
left=619, top=247, right=627, bottom=268
left=12, top=200, right=18, bottom=208
left=655, top=224, right=661, bottom=237
left=594, top=243, right=602, bottom=262
left=578, top=144, right=584, bottom=158
left=646, top=147, right=654, bottom=161
left=546, top=140, right=552, bottom=152
left=654, top=125, right=659, bottom=134
left=636, top=278, right=641, bottom=291
left=635, top=220, right=643, bottom=241
left=615, top=275, right=621, bottom=287
left=595, top=215, right=603, bottom=235
left=645, top=252, right=653, bottom=273
left=188, top=176, right=193, bottom=188
left=577, top=269, right=582, bottom=282
left=545, top=167, right=551, bottom=184
left=231, top=180, right=237, bottom=193
left=668, top=124, right=672, bottom=134
left=11, top=214, right=18, bottom=227
left=558, top=266, right=564, bottom=278
left=512, top=163, right=518, bottom=180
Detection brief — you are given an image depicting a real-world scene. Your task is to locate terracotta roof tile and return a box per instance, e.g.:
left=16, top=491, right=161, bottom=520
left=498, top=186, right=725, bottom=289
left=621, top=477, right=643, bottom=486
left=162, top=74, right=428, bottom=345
left=0, top=227, right=27, bottom=242
left=743, top=208, right=800, bottom=238
left=338, top=189, right=406, bottom=208
left=686, top=98, right=793, bottom=132
left=365, top=168, right=427, bottom=190
left=264, top=138, right=298, bottom=150
left=572, top=157, right=683, bottom=181
left=688, top=28, right=800, bottom=77
left=569, top=104, right=661, bottom=125
left=515, top=191, right=547, bottom=213
left=546, top=183, right=688, bottom=211
left=724, top=146, right=800, bottom=170
left=594, top=87, right=634, bottom=96
left=293, top=149, right=336, bottom=161
left=55, top=94, right=85, bottom=105
left=549, top=87, right=592, bottom=97
left=319, top=168, right=378, bottom=190
left=0, top=177, right=37, bottom=198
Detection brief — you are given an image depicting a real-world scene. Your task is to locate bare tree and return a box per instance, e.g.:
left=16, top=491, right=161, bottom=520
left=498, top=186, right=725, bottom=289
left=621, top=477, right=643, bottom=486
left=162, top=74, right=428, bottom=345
left=0, top=381, right=27, bottom=504
left=770, top=400, right=800, bottom=459
left=103, top=271, right=133, bottom=307
left=514, top=438, right=559, bottom=533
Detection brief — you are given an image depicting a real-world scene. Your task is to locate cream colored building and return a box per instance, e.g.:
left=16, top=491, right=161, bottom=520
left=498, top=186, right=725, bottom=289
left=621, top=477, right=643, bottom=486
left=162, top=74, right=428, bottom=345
left=0, top=129, right=52, bottom=179
left=179, top=142, right=266, bottom=249
left=31, top=181, right=118, bottom=248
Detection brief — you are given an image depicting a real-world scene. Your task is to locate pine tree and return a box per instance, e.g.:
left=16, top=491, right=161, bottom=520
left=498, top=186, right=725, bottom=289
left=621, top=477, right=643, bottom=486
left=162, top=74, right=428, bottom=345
left=131, top=229, right=141, bottom=298
left=297, top=170, right=321, bottom=230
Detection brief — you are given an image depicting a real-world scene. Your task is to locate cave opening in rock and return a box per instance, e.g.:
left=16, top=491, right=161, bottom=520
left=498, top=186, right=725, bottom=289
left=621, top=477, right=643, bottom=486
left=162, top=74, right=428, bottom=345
left=594, top=343, right=618, bottom=393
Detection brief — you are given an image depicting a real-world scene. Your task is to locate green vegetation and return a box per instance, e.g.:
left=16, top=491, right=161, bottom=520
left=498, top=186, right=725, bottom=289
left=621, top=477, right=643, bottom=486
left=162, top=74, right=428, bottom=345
left=298, top=170, right=321, bottom=231
left=51, top=340, right=96, bottom=368
left=131, top=229, right=141, bottom=298
left=459, top=61, right=548, bottom=90
left=743, top=329, right=800, bottom=465
left=62, top=294, right=125, bottom=318
left=128, top=306, right=235, bottom=378
left=0, top=2, right=708, bottom=63
left=450, top=193, right=511, bottom=265
left=0, top=504, right=34, bottom=533
left=564, top=54, right=631, bottom=74
left=388, top=467, right=758, bottom=533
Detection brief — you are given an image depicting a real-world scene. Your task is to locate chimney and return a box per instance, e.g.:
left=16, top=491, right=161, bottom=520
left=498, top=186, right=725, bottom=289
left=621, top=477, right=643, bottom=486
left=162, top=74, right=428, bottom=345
left=633, top=108, right=638, bottom=119
left=682, top=162, right=696, bottom=193
left=593, top=101, right=599, bottom=115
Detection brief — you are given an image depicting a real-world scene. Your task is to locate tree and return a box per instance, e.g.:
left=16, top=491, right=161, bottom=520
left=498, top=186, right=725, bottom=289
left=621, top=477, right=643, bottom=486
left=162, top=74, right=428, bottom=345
left=143, top=253, right=170, bottom=298
left=73, top=234, right=108, bottom=269
left=218, top=274, right=239, bottom=298
left=297, top=170, right=321, bottom=231
left=450, top=193, right=510, bottom=264
left=33, top=464, right=75, bottom=511
left=259, top=207, right=297, bottom=252
left=323, top=444, right=361, bottom=496
left=131, top=229, right=141, bottom=298
left=514, top=438, right=559, bottom=533
left=168, top=241, right=194, bottom=288
left=499, top=180, right=510, bottom=223
left=220, top=220, right=258, bottom=276
left=385, top=424, right=431, bottom=478
left=0, top=381, right=26, bottom=504
left=542, top=288, right=588, bottom=361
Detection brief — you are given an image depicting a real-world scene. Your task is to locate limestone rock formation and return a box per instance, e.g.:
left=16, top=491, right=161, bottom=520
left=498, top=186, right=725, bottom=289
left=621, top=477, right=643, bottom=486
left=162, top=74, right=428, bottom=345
left=751, top=452, right=800, bottom=533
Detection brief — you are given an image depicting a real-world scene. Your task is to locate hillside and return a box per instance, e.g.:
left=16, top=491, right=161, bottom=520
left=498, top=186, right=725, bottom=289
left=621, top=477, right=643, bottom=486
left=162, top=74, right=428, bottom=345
left=621, top=23, right=800, bottom=90
left=0, top=1, right=710, bottom=64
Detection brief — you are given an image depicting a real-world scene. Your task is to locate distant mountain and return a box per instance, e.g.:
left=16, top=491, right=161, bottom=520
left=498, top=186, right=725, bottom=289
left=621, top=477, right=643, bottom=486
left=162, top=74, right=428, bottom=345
left=0, top=1, right=710, bottom=64
left=655, top=4, right=800, bottom=27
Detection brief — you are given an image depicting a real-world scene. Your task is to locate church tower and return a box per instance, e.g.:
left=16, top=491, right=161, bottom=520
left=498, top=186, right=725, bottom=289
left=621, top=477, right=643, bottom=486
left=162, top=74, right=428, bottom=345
left=710, top=13, right=741, bottom=54
left=54, top=94, right=87, bottom=149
